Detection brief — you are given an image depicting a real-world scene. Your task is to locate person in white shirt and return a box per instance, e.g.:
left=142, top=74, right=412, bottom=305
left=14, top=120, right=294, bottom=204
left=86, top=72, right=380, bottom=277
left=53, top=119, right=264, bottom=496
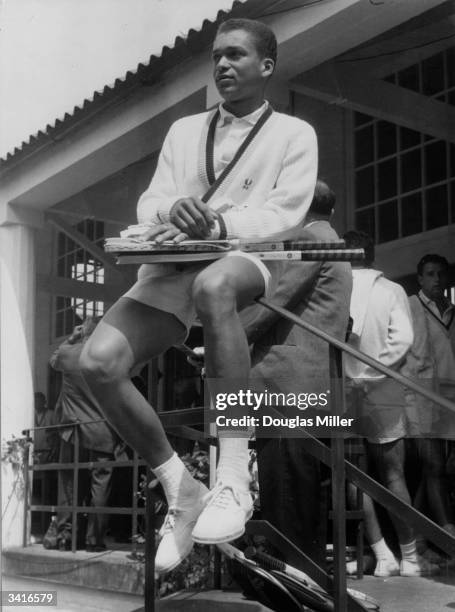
left=344, top=231, right=438, bottom=577
left=406, top=254, right=455, bottom=550
left=80, top=18, right=317, bottom=574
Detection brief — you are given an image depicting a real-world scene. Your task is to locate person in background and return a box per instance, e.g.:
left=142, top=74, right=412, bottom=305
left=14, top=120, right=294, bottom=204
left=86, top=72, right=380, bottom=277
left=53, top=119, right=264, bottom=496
left=343, top=230, right=438, bottom=577
left=404, top=254, right=455, bottom=557
left=33, top=392, right=58, bottom=464
left=240, top=179, right=352, bottom=564
left=50, top=317, right=127, bottom=552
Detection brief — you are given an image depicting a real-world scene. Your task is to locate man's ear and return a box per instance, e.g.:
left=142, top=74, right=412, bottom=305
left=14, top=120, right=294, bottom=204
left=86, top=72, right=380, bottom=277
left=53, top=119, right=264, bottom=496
left=262, top=58, right=275, bottom=78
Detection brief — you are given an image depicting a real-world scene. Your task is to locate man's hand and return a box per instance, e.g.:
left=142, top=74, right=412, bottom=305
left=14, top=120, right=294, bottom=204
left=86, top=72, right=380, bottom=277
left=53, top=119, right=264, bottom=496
left=139, top=223, right=188, bottom=244
left=170, top=197, right=216, bottom=239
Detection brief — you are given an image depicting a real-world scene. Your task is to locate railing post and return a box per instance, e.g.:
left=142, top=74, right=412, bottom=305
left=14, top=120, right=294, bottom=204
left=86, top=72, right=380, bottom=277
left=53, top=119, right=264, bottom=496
left=329, top=345, right=347, bottom=612
left=132, top=450, right=139, bottom=555
left=71, top=425, right=80, bottom=553
left=144, top=472, right=156, bottom=612
left=22, top=434, right=31, bottom=547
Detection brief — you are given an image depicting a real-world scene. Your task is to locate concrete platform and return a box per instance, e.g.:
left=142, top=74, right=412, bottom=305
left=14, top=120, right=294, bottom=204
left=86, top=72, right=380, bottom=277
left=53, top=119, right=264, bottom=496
left=1, top=576, right=272, bottom=612
left=2, top=545, right=145, bottom=594
left=349, top=572, right=455, bottom=612
left=4, top=545, right=455, bottom=611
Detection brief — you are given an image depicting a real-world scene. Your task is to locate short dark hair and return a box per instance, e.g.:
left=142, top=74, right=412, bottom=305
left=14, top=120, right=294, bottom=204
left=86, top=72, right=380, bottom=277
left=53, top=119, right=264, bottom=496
left=417, top=253, right=449, bottom=276
left=217, top=18, right=277, bottom=64
left=343, top=230, right=375, bottom=266
left=309, top=179, right=335, bottom=217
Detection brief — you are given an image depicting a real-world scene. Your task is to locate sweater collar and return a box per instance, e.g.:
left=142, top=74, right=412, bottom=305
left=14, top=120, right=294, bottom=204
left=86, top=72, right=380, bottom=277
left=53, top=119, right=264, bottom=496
left=418, top=289, right=454, bottom=318
left=218, top=100, right=268, bottom=127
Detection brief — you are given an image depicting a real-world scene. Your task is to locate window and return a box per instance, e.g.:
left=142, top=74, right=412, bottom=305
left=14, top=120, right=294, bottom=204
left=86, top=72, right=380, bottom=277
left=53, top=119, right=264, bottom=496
left=353, top=47, right=455, bottom=244
left=57, top=219, right=105, bottom=284
left=54, top=218, right=105, bottom=338
left=55, top=296, right=105, bottom=339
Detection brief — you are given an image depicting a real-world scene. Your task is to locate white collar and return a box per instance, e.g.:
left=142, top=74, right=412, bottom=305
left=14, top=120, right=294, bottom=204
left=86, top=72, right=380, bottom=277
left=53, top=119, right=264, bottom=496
left=218, top=101, right=268, bottom=127
left=418, top=289, right=453, bottom=314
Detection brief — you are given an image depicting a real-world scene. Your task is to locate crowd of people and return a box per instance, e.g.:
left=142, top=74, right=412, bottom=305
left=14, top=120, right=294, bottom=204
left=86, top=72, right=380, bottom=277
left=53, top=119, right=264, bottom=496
left=30, top=16, right=454, bottom=587
left=343, top=233, right=454, bottom=577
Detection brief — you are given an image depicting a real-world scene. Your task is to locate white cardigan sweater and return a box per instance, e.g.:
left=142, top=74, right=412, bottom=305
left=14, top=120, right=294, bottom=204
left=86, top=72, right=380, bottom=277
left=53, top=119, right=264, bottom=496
left=137, top=109, right=318, bottom=242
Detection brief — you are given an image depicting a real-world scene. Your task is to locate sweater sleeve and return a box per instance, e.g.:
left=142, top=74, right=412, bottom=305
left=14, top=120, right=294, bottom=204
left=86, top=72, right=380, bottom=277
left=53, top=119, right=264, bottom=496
left=220, top=122, right=318, bottom=241
left=378, top=284, right=414, bottom=368
left=137, top=122, right=187, bottom=225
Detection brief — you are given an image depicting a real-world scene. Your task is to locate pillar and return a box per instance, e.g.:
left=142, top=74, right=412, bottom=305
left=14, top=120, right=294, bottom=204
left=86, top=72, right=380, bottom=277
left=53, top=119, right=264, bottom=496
left=1, top=220, right=36, bottom=547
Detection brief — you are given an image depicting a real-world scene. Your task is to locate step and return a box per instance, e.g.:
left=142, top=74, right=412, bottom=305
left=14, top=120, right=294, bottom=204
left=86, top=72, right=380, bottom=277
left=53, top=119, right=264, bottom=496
left=2, top=546, right=272, bottom=611
left=2, top=545, right=145, bottom=595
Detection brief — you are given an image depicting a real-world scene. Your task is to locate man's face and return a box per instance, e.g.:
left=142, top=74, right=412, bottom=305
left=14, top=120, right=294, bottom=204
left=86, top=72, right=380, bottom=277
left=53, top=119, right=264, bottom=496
left=212, top=29, right=272, bottom=105
left=418, top=262, right=449, bottom=300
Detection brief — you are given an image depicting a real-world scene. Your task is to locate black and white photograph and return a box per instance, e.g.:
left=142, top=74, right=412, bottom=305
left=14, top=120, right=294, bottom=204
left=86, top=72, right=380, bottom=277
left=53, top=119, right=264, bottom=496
left=1, top=1, right=454, bottom=611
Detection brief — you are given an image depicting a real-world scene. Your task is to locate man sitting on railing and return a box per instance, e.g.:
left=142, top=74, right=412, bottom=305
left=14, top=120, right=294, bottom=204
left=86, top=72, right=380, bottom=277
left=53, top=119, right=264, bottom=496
left=343, top=230, right=439, bottom=577
left=50, top=317, right=127, bottom=552
left=80, top=17, right=317, bottom=574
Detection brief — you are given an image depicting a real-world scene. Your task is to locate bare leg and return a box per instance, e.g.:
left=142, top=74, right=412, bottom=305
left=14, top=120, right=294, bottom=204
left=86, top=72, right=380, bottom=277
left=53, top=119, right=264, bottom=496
left=414, top=438, right=453, bottom=527
left=190, top=257, right=265, bottom=543
left=193, top=256, right=264, bottom=381
left=80, top=297, right=186, bottom=468
left=347, top=484, right=383, bottom=545
left=367, top=439, right=414, bottom=544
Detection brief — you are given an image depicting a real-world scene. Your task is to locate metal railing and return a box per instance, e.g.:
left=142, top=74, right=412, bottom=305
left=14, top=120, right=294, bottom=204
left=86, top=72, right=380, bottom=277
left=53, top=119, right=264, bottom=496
left=21, top=299, right=455, bottom=611
left=23, top=419, right=147, bottom=554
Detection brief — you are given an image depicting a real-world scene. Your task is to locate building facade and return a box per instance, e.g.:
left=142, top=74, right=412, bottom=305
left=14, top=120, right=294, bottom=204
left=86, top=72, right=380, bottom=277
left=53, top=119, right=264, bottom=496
left=1, top=0, right=453, bottom=545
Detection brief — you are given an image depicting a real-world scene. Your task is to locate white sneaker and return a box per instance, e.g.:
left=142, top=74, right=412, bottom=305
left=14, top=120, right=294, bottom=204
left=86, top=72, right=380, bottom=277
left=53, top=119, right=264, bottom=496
left=155, top=480, right=208, bottom=574
left=400, top=555, right=440, bottom=577
left=374, top=558, right=400, bottom=577
left=191, top=482, right=253, bottom=544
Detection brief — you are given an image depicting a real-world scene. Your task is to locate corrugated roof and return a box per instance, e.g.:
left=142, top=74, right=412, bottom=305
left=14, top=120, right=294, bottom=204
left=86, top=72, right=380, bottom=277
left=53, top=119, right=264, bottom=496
left=0, top=0, right=275, bottom=169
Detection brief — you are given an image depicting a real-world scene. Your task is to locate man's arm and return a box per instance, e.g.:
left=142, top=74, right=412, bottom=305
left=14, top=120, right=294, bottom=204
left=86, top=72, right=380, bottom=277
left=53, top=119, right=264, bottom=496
left=137, top=120, right=192, bottom=227
left=216, top=123, right=318, bottom=241
left=401, top=295, right=433, bottom=378
left=137, top=118, right=318, bottom=243
left=378, top=285, right=414, bottom=368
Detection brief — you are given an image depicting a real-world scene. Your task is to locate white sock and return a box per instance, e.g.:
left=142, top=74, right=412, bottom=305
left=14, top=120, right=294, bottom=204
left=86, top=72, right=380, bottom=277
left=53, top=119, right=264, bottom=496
left=216, top=437, right=250, bottom=491
left=400, top=540, right=418, bottom=563
left=371, top=538, right=395, bottom=561
left=152, top=452, right=197, bottom=506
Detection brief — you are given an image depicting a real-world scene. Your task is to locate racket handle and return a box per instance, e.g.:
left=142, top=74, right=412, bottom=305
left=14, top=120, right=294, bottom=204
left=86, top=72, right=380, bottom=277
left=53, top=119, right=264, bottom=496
left=244, top=547, right=286, bottom=572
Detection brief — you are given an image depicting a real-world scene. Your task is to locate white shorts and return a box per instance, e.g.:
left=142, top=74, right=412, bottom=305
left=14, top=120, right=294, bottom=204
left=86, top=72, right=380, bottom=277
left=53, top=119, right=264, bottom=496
left=123, top=251, right=283, bottom=333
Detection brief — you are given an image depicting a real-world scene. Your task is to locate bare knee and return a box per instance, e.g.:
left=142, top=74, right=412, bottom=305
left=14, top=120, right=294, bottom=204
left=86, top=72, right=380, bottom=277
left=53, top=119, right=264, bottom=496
left=192, top=270, right=237, bottom=322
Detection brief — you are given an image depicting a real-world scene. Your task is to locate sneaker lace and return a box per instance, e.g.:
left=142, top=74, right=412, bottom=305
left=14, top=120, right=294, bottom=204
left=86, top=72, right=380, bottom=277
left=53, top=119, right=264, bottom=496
left=162, top=507, right=179, bottom=534
left=205, top=483, right=240, bottom=510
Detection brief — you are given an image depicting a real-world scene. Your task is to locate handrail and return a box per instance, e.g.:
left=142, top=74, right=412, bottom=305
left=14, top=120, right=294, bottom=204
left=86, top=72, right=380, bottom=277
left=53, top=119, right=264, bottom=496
left=24, top=302, right=455, bottom=611
left=23, top=419, right=148, bottom=556
left=257, top=297, right=455, bottom=414
left=257, top=297, right=455, bottom=554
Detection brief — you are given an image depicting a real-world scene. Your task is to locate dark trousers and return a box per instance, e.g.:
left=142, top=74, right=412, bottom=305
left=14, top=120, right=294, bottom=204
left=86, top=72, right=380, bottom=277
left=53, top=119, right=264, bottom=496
left=58, top=439, right=113, bottom=546
left=256, top=437, right=324, bottom=565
